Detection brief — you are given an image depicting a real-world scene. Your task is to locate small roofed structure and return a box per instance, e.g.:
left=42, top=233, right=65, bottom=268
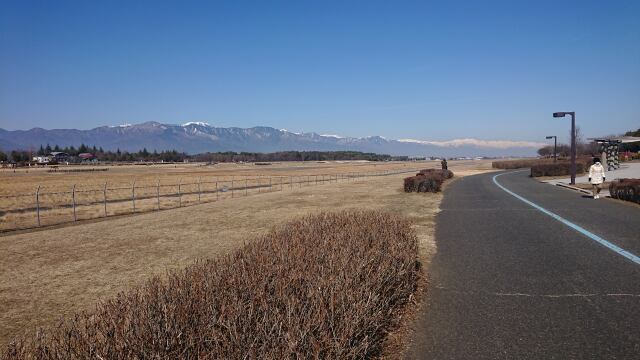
left=32, top=155, right=52, bottom=164
left=49, top=152, right=70, bottom=163
left=589, top=136, right=640, bottom=171
left=78, top=153, right=95, bottom=160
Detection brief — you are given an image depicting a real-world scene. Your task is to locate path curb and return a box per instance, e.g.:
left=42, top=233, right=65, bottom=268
left=555, top=182, right=595, bottom=195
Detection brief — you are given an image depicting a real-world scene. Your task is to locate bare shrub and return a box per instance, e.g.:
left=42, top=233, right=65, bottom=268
left=3, top=210, right=419, bottom=360
left=529, top=160, right=588, bottom=177
left=492, top=159, right=555, bottom=169
left=404, top=169, right=453, bottom=193
left=609, top=179, right=640, bottom=204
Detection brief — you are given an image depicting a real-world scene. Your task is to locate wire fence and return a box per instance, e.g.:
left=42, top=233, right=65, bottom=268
left=0, top=168, right=420, bottom=232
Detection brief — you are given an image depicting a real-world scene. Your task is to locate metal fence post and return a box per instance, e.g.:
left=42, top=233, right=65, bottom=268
left=269, top=177, right=272, bottom=191
left=245, top=178, right=248, bottom=196
left=290, top=176, right=292, bottom=190
left=36, top=185, right=41, bottom=227
left=215, top=181, right=219, bottom=200
left=132, top=181, right=136, bottom=213
left=72, top=184, right=77, bottom=222
left=258, top=176, right=261, bottom=193
left=178, top=179, right=182, bottom=207
left=231, top=177, right=234, bottom=198
left=103, top=182, right=108, bottom=217
left=156, top=180, right=160, bottom=210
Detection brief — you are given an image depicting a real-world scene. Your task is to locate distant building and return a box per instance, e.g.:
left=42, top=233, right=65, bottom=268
left=49, top=152, right=70, bottom=163
left=32, top=156, right=52, bottom=164
left=78, top=153, right=95, bottom=162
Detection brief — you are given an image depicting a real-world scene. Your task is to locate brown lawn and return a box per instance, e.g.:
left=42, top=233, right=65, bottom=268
left=0, top=160, right=493, bottom=347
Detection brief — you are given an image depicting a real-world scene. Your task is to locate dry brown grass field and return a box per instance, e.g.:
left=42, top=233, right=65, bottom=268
left=0, top=161, right=417, bottom=231
left=0, top=160, right=493, bottom=348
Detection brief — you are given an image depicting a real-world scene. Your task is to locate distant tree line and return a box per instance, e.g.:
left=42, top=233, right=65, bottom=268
left=192, top=151, right=405, bottom=162
left=1, top=144, right=404, bottom=164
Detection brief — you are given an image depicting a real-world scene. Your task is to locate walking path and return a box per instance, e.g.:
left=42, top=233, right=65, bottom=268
left=406, top=170, right=640, bottom=359
left=543, top=162, right=640, bottom=197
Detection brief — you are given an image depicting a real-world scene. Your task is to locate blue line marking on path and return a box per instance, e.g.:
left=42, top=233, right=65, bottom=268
left=493, top=171, right=640, bottom=266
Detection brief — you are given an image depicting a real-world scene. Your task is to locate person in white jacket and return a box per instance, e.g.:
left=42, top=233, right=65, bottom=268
left=588, top=158, right=606, bottom=199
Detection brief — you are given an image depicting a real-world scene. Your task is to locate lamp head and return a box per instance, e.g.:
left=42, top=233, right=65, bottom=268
left=553, top=112, right=566, bottom=118
left=546, top=136, right=554, bottom=139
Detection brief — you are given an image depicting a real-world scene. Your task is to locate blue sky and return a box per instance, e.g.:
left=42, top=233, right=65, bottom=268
left=1, top=0, right=638, bottom=144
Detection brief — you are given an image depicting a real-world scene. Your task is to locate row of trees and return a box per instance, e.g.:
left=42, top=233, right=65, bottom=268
left=192, top=151, right=404, bottom=163
left=0, top=150, right=31, bottom=163
left=36, top=144, right=104, bottom=156
left=1, top=145, right=402, bottom=164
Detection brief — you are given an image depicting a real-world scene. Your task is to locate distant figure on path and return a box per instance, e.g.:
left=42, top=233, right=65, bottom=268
left=588, top=158, right=606, bottom=199
left=441, top=158, right=448, bottom=170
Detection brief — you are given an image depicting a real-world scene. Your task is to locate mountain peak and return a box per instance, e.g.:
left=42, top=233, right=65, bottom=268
left=182, top=122, right=211, bottom=127
left=0, top=122, right=541, bottom=157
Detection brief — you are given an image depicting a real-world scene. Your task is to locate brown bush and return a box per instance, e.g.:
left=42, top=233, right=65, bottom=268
left=416, top=169, right=453, bottom=179
left=492, top=159, right=556, bottom=169
left=609, top=179, right=640, bottom=204
left=404, top=169, right=453, bottom=193
left=404, top=175, right=422, bottom=192
left=530, top=160, right=588, bottom=177
left=3, top=210, right=419, bottom=360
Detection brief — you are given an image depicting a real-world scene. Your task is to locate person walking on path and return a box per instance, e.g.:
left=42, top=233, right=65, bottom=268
left=588, top=158, right=606, bottom=199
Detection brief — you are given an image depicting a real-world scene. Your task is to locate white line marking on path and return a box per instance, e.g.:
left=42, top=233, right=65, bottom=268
left=493, top=171, right=640, bottom=266
left=435, top=286, right=640, bottom=298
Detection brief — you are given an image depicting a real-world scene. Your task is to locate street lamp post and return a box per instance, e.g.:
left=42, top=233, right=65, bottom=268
left=545, top=135, right=557, bottom=161
left=553, top=112, right=576, bottom=185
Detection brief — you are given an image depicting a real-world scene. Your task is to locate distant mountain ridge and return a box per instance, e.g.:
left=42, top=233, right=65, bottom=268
left=0, top=122, right=544, bottom=157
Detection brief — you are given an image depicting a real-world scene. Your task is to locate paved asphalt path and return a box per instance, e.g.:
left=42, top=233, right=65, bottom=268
left=406, top=170, right=640, bottom=359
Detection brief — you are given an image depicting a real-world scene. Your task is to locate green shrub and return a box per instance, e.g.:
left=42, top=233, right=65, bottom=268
left=3, top=211, right=419, bottom=360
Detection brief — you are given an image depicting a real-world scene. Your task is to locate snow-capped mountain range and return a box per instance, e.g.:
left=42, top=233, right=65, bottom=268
left=0, top=122, right=545, bottom=157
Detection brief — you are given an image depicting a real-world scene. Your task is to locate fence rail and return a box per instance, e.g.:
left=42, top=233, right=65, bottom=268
left=0, top=169, right=420, bottom=232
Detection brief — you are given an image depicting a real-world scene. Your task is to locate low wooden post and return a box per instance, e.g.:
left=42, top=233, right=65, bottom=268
left=132, top=181, right=136, bottom=213
left=156, top=180, right=160, bottom=210
left=231, top=177, right=234, bottom=198
left=178, top=179, right=182, bottom=207
left=215, top=181, right=219, bottom=200
left=269, top=177, right=272, bottom=191
left=72, top=184, right=77, bottom=222
left=245, top=178, right=248, bottom=196
left=290, top=176, right=292, bottom=190
left=36, top=185, right=41, bottom=227
left=258, top=176, right=261, bottom=193
left=197, top=178, right=201, bottom=203
left=103, top=182, right=108, bottom=217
